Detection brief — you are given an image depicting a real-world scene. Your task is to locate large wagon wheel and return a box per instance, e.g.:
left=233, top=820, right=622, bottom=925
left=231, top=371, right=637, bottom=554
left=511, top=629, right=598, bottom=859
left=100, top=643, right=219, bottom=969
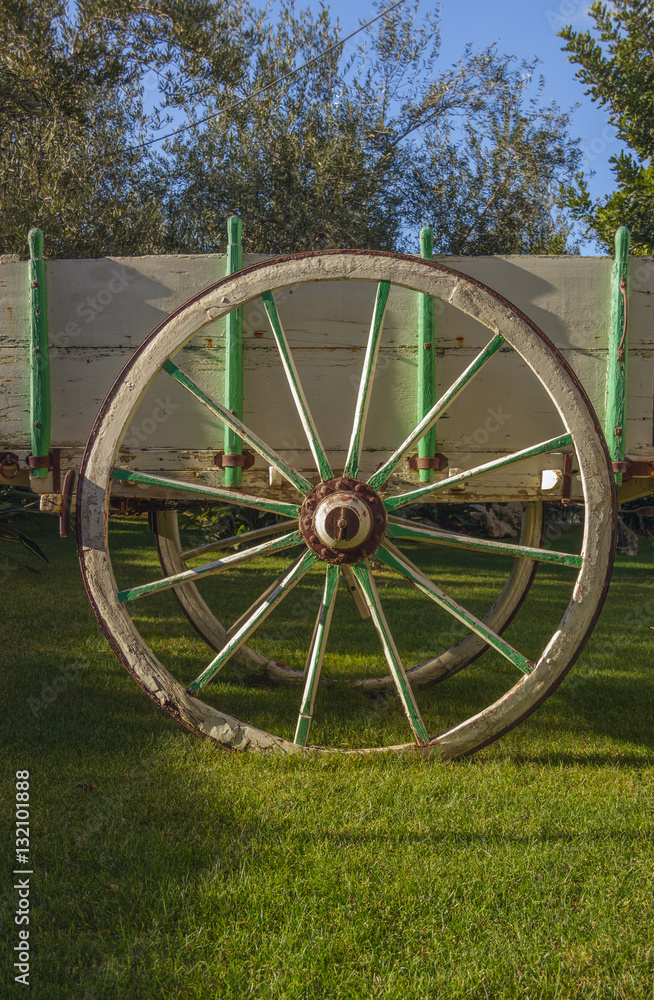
left=152, top=502, right=546, bottom=688
left=77, top=251, right=616, bottom=758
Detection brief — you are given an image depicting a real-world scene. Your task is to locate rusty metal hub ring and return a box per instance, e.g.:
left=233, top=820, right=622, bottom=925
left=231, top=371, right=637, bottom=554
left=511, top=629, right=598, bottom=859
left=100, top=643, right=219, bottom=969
left=0, top=451, right=21, bottom=479
left=299, top=477, right=386, bottom=565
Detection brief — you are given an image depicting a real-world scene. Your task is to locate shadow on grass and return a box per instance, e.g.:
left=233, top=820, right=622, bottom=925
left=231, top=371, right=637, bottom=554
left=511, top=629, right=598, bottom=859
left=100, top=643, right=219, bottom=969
left=3, top=517, right=654, bottom=758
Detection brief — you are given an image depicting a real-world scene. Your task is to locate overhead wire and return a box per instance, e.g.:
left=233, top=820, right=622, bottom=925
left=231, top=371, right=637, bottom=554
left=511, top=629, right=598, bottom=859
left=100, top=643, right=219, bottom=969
left=127, top=0, right=407, bottom=151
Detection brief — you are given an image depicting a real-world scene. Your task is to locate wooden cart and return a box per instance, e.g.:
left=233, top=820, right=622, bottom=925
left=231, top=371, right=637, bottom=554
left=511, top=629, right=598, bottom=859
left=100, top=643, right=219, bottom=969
left=2, top=222, right=653, bottom=757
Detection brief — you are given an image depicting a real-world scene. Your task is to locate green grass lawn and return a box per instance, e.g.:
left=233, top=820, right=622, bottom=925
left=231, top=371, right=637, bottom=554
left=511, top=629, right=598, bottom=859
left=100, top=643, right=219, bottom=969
left=1, top=515, right=653, bottom=1000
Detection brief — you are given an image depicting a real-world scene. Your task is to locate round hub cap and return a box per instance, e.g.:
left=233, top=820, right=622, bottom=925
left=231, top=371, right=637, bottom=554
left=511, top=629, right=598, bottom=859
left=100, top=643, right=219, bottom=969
left=300, top=477, right=386, bottom=564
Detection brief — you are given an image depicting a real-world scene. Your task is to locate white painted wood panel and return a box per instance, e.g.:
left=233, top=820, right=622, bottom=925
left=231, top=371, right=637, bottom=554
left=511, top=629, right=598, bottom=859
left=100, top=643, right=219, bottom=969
left=1, top=341, right=650, bottom=454
left=2, top=251, right=653, bottom=461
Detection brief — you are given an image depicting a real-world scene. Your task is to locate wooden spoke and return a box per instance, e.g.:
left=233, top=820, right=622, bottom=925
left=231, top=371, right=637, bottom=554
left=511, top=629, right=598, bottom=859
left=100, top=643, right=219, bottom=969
left=344, top=281, right=391, bottom=479
left=110, top=468, right=300, bottom=518
left=383, top=433, right=574, bottom=513
left=262, top=290, right=333, bottom=481
left=187, top=550, right=318, bottom=693
left=226, top=555, right=305, bottom=640
left=294, top=564, right=340, bottom=746
left=341, top=565, right=371, bottom=620
left=386, top=518, right=583, bottom=569
left=162, top=359, right=312, bottom=495
left=350, top=562, right=429, bottom=745
left=117, top=530, right=304, bottom=604
left=181, top=520, right=298, bottom=561
left=368, top=333, right=505, bottom=491
left=378, top=543, right=534, bottom=675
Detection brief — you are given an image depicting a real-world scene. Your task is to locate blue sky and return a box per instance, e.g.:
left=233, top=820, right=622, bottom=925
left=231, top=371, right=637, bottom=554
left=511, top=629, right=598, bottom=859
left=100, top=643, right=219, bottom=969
left=250, top=0, right=621, bottom=250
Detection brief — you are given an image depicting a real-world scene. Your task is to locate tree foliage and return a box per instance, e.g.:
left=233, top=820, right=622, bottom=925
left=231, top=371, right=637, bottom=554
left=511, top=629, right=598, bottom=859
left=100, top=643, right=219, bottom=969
left=408, top=74, right=579, bottom=255
left=0, top=0, right=260, bottom=257
left=560, top=0, right=654, bottom=253
left=1, top=0, right=582, bottom=258
left=162, top=1, right=582, bottom=255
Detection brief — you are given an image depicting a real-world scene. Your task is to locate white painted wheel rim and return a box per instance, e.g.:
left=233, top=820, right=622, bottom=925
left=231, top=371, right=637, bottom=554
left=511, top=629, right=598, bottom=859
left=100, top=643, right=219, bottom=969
left=77, top=251, right=616, bottom=757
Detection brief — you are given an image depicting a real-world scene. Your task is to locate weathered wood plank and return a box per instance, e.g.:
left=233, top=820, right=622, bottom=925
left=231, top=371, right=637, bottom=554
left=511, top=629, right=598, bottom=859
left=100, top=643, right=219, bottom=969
left=31, top=444, right=585, bottom=503
left=2, top=345, right=651, bottom=456
left=2, top=253, right=653, bottom=351
left=2, top=251, right=653, bottom=467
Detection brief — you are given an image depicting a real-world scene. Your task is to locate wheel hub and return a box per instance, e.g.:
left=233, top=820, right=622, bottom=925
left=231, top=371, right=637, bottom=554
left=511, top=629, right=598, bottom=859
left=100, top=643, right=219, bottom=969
left=300, top=477, right=386, bottom=564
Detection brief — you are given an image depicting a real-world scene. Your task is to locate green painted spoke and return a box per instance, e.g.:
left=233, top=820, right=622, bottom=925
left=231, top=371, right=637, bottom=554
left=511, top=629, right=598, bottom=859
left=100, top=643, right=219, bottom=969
left=118, top=530, right=304, bottom=604
left=383, top=433, right=574, bottom=513
left=344, top=281, right=391, bottom=479
left=386, top=518, right=583, bottom=569
left=262, top=290, right=333, bottom=481
left=110, top=468, right=300, bottom=518
left=378, top=544, right=534, bottom=676
left=294, top=564, right=339, bottom=746
left=368, top=333, right=505, bottom=491
left=187, top=550, right=318, bottom=694
left=162, top=359, right=311, bottom=495
left=181, top=520, right=298, bottom=561
left=350, top=562, right=429, bottom=745
left=226, top=555, right=305, bottom=640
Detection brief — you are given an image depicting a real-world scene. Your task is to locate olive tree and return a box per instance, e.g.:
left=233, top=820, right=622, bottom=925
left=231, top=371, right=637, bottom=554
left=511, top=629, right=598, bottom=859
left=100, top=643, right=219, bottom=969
left=560, top=0, right=654, bottom=253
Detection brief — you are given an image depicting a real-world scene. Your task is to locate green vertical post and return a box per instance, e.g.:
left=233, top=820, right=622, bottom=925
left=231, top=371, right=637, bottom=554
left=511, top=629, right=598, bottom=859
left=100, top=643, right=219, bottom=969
left=28, top=228, right=51, bottom=479
left=605, top=226, right=630, bottom=485
left=418, top=226, right=436, bottom=483
left=224, top=215, right=244, bottom=487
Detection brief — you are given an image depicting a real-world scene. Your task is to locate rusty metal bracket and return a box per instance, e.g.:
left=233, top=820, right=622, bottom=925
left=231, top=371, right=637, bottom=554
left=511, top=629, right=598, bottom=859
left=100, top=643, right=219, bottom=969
left=27, top=454, right=51, bottom=469
left=0, top=451, right=21, bottom=479
left=613, top=457, right=654, bottom=479
left=27, top=448, right=60, bottom=489
left=213, top=450, right=255, bottom=470
left=408, top=453, right=448, bottom=473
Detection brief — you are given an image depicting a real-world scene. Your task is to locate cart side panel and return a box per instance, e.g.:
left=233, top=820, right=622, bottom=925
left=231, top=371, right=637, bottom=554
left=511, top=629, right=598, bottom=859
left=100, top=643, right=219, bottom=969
left=2, top=252, right=653, bottom=488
